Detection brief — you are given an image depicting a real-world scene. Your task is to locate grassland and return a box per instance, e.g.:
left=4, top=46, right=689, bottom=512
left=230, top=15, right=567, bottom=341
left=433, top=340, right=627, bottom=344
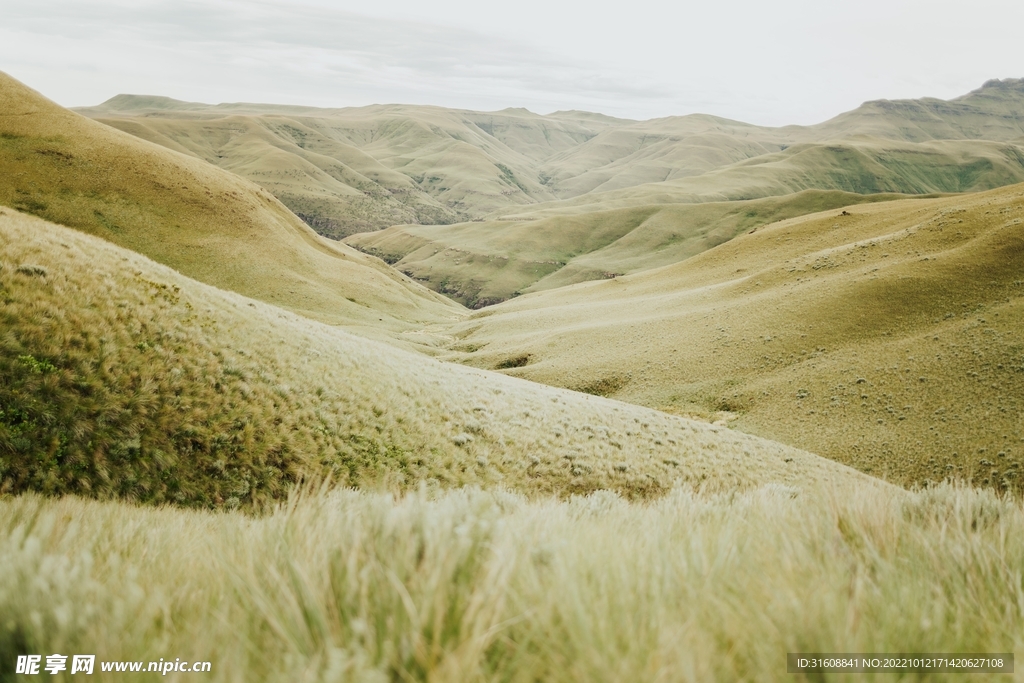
left=336, top=84, right=1024, bottom=305
left=78, top=98, right=623, bottom=235
left=79, top=80, right=1024, bottom=240
left=515, top=137, right=1024, bottom=217
left=0, top=209, right=871, bottom=506
left=0, top=72, right=461, bottom=335
left=76, top=80, right=1024, bottom=310
left=446, top=182, right=1024, bottom=491
left=535, top=78, right=1024, bottom=201
left=345, top=190, right=936, bottom=307
left=4, top=481, right=1024, bottom=682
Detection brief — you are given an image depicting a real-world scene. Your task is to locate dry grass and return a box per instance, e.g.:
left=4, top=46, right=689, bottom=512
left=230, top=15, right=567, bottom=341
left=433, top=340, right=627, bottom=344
left=4, top=481, right=1024, bottom=682
left=447, top=183, right=1024, bottom=492
left=0, top=210, right=871, bottom=507
left=0, top=71, right=462, bottom=335
left=3, top=77, right=1024, bottom=680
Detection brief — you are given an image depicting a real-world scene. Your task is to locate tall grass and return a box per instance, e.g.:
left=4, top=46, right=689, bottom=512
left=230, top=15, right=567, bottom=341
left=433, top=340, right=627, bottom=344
left=1, top=482, right=1021, bottom=682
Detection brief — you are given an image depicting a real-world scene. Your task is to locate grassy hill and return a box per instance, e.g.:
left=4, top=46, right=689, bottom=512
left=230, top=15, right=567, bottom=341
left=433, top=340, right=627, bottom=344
left=345, top=135, right=1024, bottom=309
left=345, top=190, right=934, bottom=307
left=337, top=83, right=1024, bottom=307
left=445, top=183, right=1024, bottom=491
left=79, top=80, right=1024, bottom=242
left=533, top=78, right=1024, bottom=201
left=78, top=99, right=625, bottom=235
left=500, top=137, right=1024, bottom=217
left=6, top=74, right=1024, bottom=681
left=0, top=71, right=462, bottom=335
left=814, top=77, right=1024, bottom=142
left=346, top=133, right=1024, bottom=309
left=0, top=209, right=871, bottom=506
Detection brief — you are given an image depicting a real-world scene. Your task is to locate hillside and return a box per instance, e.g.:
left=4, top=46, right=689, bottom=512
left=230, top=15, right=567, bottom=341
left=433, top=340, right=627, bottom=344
left=78, top=99, right=626, bottom=235
left=78, top=80, right=1024, bottom=241
left=814, top=77, right=1024, bottom=142
left=346, top=190, right=945, bottom=307
left=0, top=209, right=873, bottom=506
left=500, top=136, right=1024, bottom=217
left=0, top=71, right=462, bottom=335
left=445, top=183, right=1024, bottom=491
left=530, top=78, right=1024, bottom=201
left=337, top=84, right=1024, bottom=307
left=347, top=135, right=1024, bottom=308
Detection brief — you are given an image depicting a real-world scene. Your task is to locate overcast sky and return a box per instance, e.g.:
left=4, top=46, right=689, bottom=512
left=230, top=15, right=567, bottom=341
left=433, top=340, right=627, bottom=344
left=1, top=0, right=1022, bottom=125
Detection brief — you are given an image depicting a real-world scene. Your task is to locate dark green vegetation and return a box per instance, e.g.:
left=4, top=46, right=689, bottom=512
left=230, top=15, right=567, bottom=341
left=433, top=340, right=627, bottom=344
left=0, top=251, right=295, bottom=506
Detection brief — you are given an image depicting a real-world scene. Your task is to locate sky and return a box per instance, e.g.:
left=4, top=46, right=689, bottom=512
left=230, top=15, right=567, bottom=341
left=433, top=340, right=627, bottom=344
left=1, top=0, right=1022, bottom=126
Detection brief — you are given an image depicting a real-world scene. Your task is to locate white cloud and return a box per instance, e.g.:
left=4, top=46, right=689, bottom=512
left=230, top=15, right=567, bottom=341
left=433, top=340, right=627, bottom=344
left=1, top=0, right=1021, bottom=124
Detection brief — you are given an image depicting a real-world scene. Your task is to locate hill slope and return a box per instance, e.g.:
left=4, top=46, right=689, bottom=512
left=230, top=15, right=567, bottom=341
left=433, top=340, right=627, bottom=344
left=339, top=83, right=1024, bottom=306
left=78, top=99, right=626, bottom=235
left=346, top=191, right=932, bottom=308
left=500, top=136, right=1024, bottom=217
left=0, top=71, right=462, bottom=334
left=445, top=183, right=1024, bottom=490
left=0, top=209, right=873, bottom=506
left=532, top=78, right=1024, bottom=201
left=79, top=80, right=1024, bottom=237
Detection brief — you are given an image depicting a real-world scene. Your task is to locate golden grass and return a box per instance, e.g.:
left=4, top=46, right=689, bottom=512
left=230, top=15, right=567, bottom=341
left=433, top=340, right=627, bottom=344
left=447, top=183, right=1024, bottom=492
left=0, top=71, right=462, bottom=334
left=5, top=481, right=1024, bottom=681
left=0, top=209, right=872, bottom=506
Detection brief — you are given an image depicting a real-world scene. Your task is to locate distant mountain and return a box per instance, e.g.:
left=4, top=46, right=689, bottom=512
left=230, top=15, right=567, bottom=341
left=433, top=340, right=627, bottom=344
left=77, top=98, right=626, bottom=236
left=71, top=78, right=1024, bottom=319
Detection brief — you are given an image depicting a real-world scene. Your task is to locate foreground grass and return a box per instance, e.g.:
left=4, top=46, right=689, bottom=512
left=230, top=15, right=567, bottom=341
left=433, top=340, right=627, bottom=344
left=1, top=483, right=1021, bottom=682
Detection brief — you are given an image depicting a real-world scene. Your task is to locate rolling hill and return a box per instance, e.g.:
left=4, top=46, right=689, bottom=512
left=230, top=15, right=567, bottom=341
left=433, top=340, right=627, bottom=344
left=346, top=131, right=1024, bottom=309
left=0, top=71, right=462, bottom=337
left=77, top=98, right=626, bottom=236
left=78, top=80, right=1024, bottom=234
left=532, top=78, right=1024, bottom=201
left=0, top=208, right=874, bottom=506
left=5, top=70, right=1024, bottom=683
left=444, top=182, right=1024, bottom=490
left=76, top=80, right=1024, bottom=310
left=345, top=190, right=933, bottom=308
left=339, top=82, right=1024, bottom=306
